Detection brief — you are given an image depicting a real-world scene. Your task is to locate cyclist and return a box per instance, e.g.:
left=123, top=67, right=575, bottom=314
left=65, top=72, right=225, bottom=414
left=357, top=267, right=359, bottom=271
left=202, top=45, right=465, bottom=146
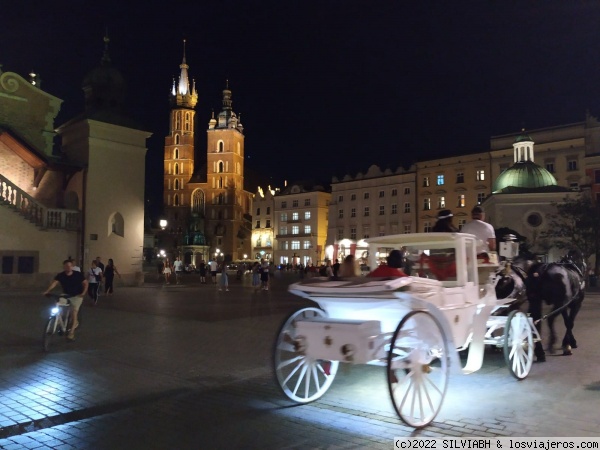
left=43, top=259, right=88, bottom=341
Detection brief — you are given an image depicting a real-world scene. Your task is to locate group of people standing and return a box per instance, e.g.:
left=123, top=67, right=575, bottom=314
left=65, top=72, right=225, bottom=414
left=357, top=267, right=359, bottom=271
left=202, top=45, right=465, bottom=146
left=432, top=205, right=496, bottom=253
left=86, top=256, right=121, bottom=304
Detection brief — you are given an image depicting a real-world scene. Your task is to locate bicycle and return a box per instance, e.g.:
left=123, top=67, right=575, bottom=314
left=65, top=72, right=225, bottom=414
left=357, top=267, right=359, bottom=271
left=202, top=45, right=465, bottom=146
left=43, top=293, right=74, bottom=351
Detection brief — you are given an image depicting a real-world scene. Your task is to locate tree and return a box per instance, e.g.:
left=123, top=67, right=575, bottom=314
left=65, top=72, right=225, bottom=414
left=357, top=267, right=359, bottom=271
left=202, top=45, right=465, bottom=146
left=541, top=196, right=600, bottom=272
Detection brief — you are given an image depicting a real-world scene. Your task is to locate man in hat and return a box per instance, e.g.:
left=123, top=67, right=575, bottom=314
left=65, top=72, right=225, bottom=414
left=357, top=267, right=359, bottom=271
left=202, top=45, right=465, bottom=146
left=432, top=209, right=458, bottom=232
left=461, top=205, right=496, bottom=252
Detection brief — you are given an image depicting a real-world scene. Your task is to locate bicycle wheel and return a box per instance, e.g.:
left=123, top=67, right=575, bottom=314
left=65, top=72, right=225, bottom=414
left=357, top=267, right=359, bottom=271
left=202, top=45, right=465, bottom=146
left=43, top=316, right=57, bottom=352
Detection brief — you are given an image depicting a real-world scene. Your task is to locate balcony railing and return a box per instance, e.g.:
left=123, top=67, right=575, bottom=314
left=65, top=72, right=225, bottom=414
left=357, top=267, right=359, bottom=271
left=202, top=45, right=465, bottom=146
left=0, top=174, right=80, bottom=231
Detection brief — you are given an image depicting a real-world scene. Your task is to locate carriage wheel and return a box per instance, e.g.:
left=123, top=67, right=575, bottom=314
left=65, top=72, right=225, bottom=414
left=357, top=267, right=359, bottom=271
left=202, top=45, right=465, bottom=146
left=503, top=310, right=534, bottom=380
left=387, top=310, right=449, bottom=428
left=273, top=307, right=339, bottom=403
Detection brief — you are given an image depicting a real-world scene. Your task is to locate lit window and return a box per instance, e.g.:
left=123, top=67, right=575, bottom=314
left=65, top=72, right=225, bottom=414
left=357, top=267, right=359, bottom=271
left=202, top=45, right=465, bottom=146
left=292, top=212, right=299, bottom=220
left=437, top=175, right=444, bottom=185
left=423, top=177, right=430, bottom=187
left=291, top=241, right=300, bottom=250
left=279, top=226, right=287, bottom=235
left=282, top=241, right=289, bottom=250
left=304, top=240, right=312, bottom=249
left=304, top=211, right=311, bottom=220
left=292, top=226, right=299, bottom=234
left=423, top=198, right=431, bottom=211
left=458, top=194, right=465, bottom=208
left=438, top=197, right=446, bottom=208
left=281, top=213, right=288, bottom=221
left=304, top=225, right=311, bottom=234
left=476, top=170, right=485, bottom=181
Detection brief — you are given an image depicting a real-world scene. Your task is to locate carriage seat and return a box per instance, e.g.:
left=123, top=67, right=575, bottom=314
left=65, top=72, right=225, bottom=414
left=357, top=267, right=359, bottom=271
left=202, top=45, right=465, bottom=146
left=407, top=277, right=472, bottom=308
left=418, top=253, right=457, bottom=282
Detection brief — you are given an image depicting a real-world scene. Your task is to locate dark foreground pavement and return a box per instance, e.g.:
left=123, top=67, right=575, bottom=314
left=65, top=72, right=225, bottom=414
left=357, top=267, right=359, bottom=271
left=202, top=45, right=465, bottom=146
left=1, top=272, right=600, bottom=449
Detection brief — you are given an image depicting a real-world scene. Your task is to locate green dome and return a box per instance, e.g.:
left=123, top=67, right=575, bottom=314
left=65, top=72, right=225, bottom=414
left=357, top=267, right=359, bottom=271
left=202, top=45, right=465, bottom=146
left=492, top=160, right=557, bottom=193
left=514, top=133, right=533, bottom=143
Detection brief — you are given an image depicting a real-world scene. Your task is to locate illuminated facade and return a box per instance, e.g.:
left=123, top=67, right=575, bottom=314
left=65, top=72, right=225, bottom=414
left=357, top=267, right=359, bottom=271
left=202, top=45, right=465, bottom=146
left=163, top=45, right=252, bottom=264
left=273, top=182, right=331, bottom=267
left=326, top=165, right=415, bottom=265
left=251, top=186, right=276, bottom=261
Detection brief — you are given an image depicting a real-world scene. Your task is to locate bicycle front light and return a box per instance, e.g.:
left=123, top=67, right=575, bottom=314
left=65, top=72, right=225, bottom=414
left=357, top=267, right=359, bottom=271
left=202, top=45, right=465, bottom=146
left=51, top=307, right=59, bottom=315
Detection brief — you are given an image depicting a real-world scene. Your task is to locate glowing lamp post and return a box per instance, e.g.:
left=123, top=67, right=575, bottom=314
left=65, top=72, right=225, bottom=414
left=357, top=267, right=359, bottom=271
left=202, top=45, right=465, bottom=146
left=159, top=219, right=168, bottom=230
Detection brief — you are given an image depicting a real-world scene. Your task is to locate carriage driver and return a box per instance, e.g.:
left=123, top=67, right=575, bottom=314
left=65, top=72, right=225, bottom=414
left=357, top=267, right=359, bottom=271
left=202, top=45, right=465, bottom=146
left=460, top=206, right=496, bottom=254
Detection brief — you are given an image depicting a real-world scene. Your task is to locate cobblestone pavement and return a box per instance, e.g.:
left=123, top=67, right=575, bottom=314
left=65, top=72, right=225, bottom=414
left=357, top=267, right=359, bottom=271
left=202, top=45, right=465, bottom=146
left=1, top=272, right=600, bottom=449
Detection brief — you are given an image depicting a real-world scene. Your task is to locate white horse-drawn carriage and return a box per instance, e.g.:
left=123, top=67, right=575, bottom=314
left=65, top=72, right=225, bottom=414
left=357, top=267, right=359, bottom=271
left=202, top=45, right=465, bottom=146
left=273, top=232, right=540, bottom=428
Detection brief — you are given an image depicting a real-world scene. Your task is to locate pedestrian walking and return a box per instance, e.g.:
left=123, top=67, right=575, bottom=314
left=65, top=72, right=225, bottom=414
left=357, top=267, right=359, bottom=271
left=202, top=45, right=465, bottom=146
left=219, top=263, right=229, bottom=291
left=251, top=262, right=261, bottom=290
left=87, top=260, right=103, bottom=305
left=104, top=258, right=121, bottom=295
left=209, top=259, right=218, bottom=284
left=198, top=260, right=207, bottom=284
left=163, top=258, right=172, bottom=284
left=173, top=256, right=184, bottom=284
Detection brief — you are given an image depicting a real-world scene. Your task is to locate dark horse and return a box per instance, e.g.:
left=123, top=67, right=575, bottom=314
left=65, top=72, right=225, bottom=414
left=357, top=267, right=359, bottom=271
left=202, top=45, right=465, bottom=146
left=525, top=250, right=586, bottom=362
left=493, top=255, right=532, bottom=313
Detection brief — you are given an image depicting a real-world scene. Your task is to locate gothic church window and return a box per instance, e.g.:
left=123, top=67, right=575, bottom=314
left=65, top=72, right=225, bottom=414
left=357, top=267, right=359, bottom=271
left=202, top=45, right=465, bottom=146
left=218, top=177, right=223, bottom=188
left=218, top=162, right=224, bottom=173
left=218, top=141, right=224, bottom=152
left=175, top=164, right=179, bottom=175
left=175, top=179, right=179, bottom=190
left=174, top=148, right=179, bottom=159
left=192, top=190, right=204, bottom=214
left=175, top=134, right=180, bottom=145
left=174, top=194, right=179, bottom=206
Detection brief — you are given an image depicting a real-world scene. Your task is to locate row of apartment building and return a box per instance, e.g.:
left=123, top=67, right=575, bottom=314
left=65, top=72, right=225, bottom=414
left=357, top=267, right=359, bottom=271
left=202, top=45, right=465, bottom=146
left=251, top=115, right=600, bottom=267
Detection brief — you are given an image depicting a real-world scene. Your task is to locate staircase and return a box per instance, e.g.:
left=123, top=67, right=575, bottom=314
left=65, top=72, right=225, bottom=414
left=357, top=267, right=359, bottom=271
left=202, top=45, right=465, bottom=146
left=0, top=174, right=80, bottom=231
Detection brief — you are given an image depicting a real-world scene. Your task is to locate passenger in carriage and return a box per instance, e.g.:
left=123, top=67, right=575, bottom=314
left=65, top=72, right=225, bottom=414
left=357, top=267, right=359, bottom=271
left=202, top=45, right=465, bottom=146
left=432, top=209, right=458, bottom=232
left=460, top=205, right=496, bottom=253
left=338, top=255, right=360, bottom=277
left=367, top=250, right=408, bottom=278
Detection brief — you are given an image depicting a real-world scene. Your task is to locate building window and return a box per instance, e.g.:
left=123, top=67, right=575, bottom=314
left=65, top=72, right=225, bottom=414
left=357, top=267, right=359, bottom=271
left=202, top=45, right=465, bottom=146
left=363, top=230, right=370, bottom=239
left=304, top=240, right=312, bottom=249
left=567, top=159, right=578, bottom=171
left=256, top=208, right=261, bottom=216
left=174, top=163, right=179, bottom=175
left=292, top=200, right=299, bottom=207
left=256, top=220, right=260, bottom=228
left=174, top=148, right=179, bottom=159
left=266, top=219, right=271, bottom=228
left=527, top=213, right=543, bottom=227
left=437, top=174, right=444, bottom=186
left=477, top=192, right=486, bottom=204
left=392, top=188, right=398, bottom=196
left=110, top=212, right=125, bottom=237
left=351, top=194, right=356, bottom=201
left=570, top=182, right=579, bottom=189
left=456, top=172, right=464, bottom=183
left=304, top=211, right=311, bottom=220
left=364, top=192, right=370, bottom=200
left=351, top=208, right=356, bottom=217
left=304, top=199, right=311, bottom=206
left=379, top=226, right=385, bottom=236
left=364, top=207, right=370, bottom=217
left=291, top=241, right=300, bottom=250
left=458, top=219, right=466, bottom=230
left=438, top=196, right=446, bottom=209
left=391, top=204, right=398, bottom=214
left=404, top=202, right=410, bottom=213
left=292, top=226, right=299, bottom=234
left=338, top=209, right=344, bottom=219
left=423, top=198, right=431, bottom=210
left=304, top=225, right=311, bottom=234
left=476, top=170, right=485, bottom=181
left=282, top=241, right=289, bottom=250
left=350, top=227, right=357, bottom=239
left=423, top=177, right=430, bottom=187
left=281, top=212, right=288, bottom=221
left=282, top=201, right=287, bottom=208
left=379, top=205, right=385, bottom=215
left=546, top=162, right=555, bottom=173
left=379, top=190, right=385, bottom=198
left=292, top=212, right=299, bottom=220
left=266, top=207, right=271, bottom=214
left=279, top=226, right=287, bottom=235
left=458, top=194, right=465, bottom=208
left=338, top=195, right=343, bottom=202
left=424, top=221, right=432, bottom=233
left=337, top=229, right=344, bottom=240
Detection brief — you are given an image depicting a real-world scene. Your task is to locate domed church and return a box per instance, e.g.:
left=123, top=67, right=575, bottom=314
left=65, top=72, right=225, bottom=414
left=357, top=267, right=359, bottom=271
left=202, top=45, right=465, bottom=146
left=483, top=131, right=573, bottom=260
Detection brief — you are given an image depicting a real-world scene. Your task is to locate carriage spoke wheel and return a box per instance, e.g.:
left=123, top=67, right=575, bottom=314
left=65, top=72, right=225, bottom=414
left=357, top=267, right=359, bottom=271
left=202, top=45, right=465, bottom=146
left=387, top=310, right=449, bottom=428
left=503, top=310, right=534, bottom=380
left=273, top=307, right=339, bottom=403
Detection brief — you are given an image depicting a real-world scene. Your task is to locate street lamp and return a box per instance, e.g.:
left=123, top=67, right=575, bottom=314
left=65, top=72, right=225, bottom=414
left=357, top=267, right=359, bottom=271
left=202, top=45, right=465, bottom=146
left=243, top=254, right=248, bottom=260
left=159, top=219, right=167, bottom=230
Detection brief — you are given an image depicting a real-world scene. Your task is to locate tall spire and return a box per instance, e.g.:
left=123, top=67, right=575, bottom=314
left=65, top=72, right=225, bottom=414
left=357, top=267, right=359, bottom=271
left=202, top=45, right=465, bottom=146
left=222, top=79, right=232, bottom=111
left=170, top=39, right=198, bottom=108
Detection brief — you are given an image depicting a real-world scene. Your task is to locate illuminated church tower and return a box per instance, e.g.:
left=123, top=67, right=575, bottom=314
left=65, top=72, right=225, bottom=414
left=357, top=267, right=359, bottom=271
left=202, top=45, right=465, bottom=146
left=164, top=40, right=197, bottom=239
left=163, top=44, right=252, bottom=264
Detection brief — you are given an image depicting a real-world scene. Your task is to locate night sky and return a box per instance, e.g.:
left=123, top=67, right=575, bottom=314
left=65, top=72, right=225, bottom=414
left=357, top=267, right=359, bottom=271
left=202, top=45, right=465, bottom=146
left=3, top=2, right=600, bottom=215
